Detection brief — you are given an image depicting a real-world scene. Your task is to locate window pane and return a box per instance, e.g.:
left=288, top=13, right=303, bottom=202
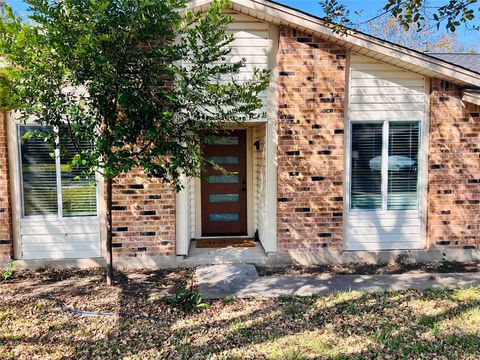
left=209, top=194, right=239, bottom=203
left=208, top=175, right=239, bottom=184
left=60, top=135, right=97, bottom=217
left=351, top=123, right=383, bottom=209
left=388, top=122, right=419, bottom=210
left=209, top=136, right=239, bottom=145
left=208, top=156, right=239, bottom=165
left=209, top=213, right=240, bottom=222
left=20, top=126, right=58, bottom=216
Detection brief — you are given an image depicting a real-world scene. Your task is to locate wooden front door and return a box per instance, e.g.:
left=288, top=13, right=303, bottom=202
left=201, top=130, right=247, bottom=236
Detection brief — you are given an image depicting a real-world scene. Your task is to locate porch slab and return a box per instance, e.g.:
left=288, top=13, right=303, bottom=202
left=196, top=264, right=480, bottom=299
left=183, top=241, right=268, bottom=267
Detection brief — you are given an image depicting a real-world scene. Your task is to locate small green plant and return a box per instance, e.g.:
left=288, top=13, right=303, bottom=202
left=1, top=261, right=16, bottom=281
left=223, top=295, right=235, bottom=303
left=440, top=258, right=456, bottom=271
left=395, top=252, right=409, bottom=266
left=167, top=288, right=210, bottom=313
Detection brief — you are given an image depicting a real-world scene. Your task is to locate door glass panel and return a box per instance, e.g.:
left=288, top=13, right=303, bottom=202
left=209, top=136, right=239, bottom=145
left=208, top=156, right=239, bottom=165
left=60, top=135, right=97, bottom=217
left=208, top=175, right=239, bottom=184
left=351, top=123, right=383, bottom=209
left=20, top=126, right=58, bottom=216
left=209, top=213, right=240, bottom=222
left=209, top=194, right=239, bottom=203
left=388, top=122, right=419, bottom=210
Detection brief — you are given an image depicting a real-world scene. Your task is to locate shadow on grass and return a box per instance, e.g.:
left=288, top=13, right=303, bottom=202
left=1, top=269, right=480, bottom=359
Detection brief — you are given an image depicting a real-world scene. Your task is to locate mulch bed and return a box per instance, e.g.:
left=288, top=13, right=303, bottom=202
left=256, top=261, right=480, bottom=277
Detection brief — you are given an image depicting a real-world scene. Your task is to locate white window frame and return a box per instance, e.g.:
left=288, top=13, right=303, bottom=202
left=347, top=119, right=423, bottom=214
left=17, top=123, right=99, bottom=220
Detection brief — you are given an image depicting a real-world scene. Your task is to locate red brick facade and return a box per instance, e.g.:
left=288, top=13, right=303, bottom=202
left=428, top=79, right=480, bottom=249
left=111, top=170, right=176, bottom=257
left=276, top=27, right=346, bottom=253
left=0, top=111, right=12, bottom=262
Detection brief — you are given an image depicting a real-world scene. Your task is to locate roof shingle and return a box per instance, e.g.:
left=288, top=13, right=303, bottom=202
left=430, top=53, right=480, bottom=74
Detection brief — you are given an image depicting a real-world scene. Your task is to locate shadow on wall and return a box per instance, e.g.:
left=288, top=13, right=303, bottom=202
left=276, top=26, right=346, bottom=254
left=428, top=80, right=480, bottom=250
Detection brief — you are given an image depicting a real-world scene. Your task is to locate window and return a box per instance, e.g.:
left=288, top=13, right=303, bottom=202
left=350, top=121, right=420, bottom=211
left=19, top=125, right=97, bottom=218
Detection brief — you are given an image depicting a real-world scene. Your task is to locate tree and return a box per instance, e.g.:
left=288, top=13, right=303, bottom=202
left=0, top=0, right=269, bottom=285
left=320, top=0, right=480, bottom=34
left=363, top=14, right=477, bottom=53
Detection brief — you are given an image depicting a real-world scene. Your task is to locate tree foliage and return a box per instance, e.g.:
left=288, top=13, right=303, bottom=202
left=364, top=14, right=477, bottom=53
left=320, top=0, right=479, bottom=34
left=0, top=0, right=269, bottom=187
left=0, top=0, right=269, bottom=284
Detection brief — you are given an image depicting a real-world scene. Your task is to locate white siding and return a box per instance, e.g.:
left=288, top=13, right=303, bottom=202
left=21, top=217, right=100, bottom=259
left=187, top=177, right=196, bottom=239
left=227, top=12, right=269, bottom=110
left=253, top=124, right=267, bottom=242
left=346, top=54, right=425, bottom=251
left=349, top=54, right=425, bottom=121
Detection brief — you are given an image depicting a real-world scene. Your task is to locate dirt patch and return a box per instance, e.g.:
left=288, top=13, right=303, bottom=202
left=257, top=261, right=480, bottom=277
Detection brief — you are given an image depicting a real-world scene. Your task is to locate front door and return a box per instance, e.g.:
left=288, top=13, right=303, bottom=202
left=201, top=130, right=247, bottom=236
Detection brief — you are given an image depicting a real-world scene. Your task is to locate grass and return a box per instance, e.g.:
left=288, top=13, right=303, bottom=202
left=0, top=269, right=479, bottom=359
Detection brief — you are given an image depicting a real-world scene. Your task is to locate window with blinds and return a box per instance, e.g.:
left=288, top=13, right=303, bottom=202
left=351, top=123, right=383, bottom=209
left=350, top=121, right=420, bottom=211
left=19, top=126, right=97, bottom=218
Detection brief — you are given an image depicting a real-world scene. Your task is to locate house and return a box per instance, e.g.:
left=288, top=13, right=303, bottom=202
left=1, top=0, right=480, bottom=268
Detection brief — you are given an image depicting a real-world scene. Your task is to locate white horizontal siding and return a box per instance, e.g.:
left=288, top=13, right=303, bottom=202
left=20, top=217, right=101, bottom=259
left=346, top=211, right=422, bottom=250
left=253, top=124, right=266, bottom=241
left=346, top=54, right=425, bottom=251
left=349, top=54, right=425, bottom=122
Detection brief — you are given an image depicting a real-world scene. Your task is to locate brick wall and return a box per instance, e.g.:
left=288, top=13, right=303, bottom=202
left=111, top=170, right=176, bottom=257
left=0, top=111, right=12, bottom=262
left=428, top=79, right=480, bottom=249
left=276, top=26, right=346, bottom=253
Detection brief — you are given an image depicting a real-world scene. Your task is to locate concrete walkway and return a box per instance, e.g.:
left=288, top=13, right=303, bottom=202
left=196, top=264, right=480, bottom=299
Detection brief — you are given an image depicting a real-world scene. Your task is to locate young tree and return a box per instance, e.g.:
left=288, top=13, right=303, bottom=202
left=0, top=0, right=269, bottom=285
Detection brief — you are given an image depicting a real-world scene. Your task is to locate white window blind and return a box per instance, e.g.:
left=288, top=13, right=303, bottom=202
left=20, top=126, right=58, bottom=216
left=60, top=135, right=97, bottom=217
left=351, top=123, right=383, bottom=209
left=388, top=122, right=419, bottom=210
left=19, top=125, right=97, bottom=218
left=350, top=121, right=420, bottom=211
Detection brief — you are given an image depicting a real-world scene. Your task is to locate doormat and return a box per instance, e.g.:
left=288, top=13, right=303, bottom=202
left=196, top=238, right=256, bottom=248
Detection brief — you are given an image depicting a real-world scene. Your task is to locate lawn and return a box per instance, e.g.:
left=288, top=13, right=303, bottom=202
left=0, top=268, right=479, bottom=359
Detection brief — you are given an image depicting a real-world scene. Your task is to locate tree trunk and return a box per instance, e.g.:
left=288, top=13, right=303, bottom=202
left=106, top=177, right=114, bottom=286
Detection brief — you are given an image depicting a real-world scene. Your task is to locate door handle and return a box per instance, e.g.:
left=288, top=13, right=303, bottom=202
left=241, top=187, right=246, bottom=192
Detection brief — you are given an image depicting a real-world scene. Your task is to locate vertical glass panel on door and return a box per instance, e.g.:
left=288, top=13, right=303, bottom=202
left=20, top=126, right=58, bottom=216
left=208, top=156, right=240, bottom=165
left=59, top=135, right=97, bottom=217
left=208, top=175, right=239, bottom=184
left=388, top=122, right=420, bottom=210
left=209, top=213, right=240, bottom=222
left=209, top=194, right=240, bottom=203
left=351, top=123, right=383, bottom=210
